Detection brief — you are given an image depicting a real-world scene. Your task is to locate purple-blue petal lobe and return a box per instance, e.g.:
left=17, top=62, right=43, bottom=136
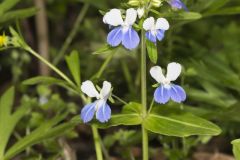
left=96, top=103, right=111, bottom=123
left=168, top=0, right=188, bottom=11
left=154, top=85, right=170, bottom=104
left=169, top=84, right=186, bottom=103
left=122, top=27, right=140, bottom=50
left=146, top=31, right=157, bottom=43
left=156, top=30, right=165, bottom=41
left=107, top=26, right=123, bottom=47
left=80, top=102, right=96, bottom=123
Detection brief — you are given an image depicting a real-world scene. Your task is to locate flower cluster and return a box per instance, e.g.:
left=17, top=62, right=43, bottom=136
left=80, top=1, right=188, bottom=123
left=81, top=62, right=186, bottom=123
left=103, top=8, right=170, bottom=50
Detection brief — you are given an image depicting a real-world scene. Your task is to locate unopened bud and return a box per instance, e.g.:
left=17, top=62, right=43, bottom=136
left=128, top=0, right=140, bottom=6
left=151, top=0, right=162, bottom=7
left=137, top=8, right=145, bottom=18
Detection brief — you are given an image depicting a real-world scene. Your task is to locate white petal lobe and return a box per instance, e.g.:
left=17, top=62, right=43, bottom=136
left=155, top=18, right=169, bottom=30
left=166, top=62, right=182, bottom=81
left=125, top=8, right=137, bottom=25
left=150, top=66, right=166, bottom=83
left=81, top=80, right=99, bottom=98
left=100, top=81, right=112, bottom=99
left=143, top=17, right=155, bottom=31
left=103, top=9, right=123, bottom=26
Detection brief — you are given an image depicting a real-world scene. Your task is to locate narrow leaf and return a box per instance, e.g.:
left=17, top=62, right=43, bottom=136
left=65, top=50, right=81, bottom=86
left=146, top=40, right=158, bottom=64
left=150, top=9, right=202, bottom=20
left=0, top=0, right=21, bottom=14
left=0, top=7, right=37, bottom=23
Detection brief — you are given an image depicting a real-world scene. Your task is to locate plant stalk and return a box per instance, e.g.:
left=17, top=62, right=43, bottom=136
left=92, top=125, right=103, bottom=160
left=141, top=28, right=149, bottom=160
left=26, top=47, right=75, bottom=87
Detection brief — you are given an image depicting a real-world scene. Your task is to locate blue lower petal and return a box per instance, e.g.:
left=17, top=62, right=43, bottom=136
left=156, top=30, right=165, bottom=41
left=169, top=84, right=186, bottom=103
left=96, top=103, right=111, bottom=123
left=154, top=85, right=170, bottom=104
left=107, top=26, right=123, bottom=47
left=146, top=31, right=157, bottom=43
left=80, top=102, right=96, bottom=123
left=122, top=27, right=140, bottom=50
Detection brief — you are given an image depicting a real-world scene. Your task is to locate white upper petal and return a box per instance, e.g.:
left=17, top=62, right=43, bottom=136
left=103, top=9, right=123, bottom=26
left=125, top=8, right=137, bottom=25
left=150, top=66, right=166, bottom=83
left=81, top=80, right=100, bottom=98
left=143, top=17, right=155, bottom=31
left=155, top=18, right=169, bottom=30
left=166, top=62, right=182, bottom=81
left=100, top=81, right=112, bottom=99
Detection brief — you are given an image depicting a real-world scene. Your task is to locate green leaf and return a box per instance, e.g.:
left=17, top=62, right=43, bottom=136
left=92, top=102, right=142, bottom=128
left=0, top=0, right=21, bottom=14
left=232, top=139, right=240, bottom=160
left=204, top=6, right=240, bottom=16
left=23, top=76, right=66, bottom=86
left=0, top=7, right=37, bottom=24
left=146, top=40, right=158, bottom=64
left=150, top=10, right=202, bottom=20
left=93, top=44, right=117, bottom=55
left=4, top=113, right=73, bottom=159
left=0, top=87, right=29, bottom=158
left=143, top=107, right=221, bottom=137
left=22, top=76, right=76, bottom=94
left=206, top=0, right=229, bottom=11
left=65, top=50, right=81, bottom=86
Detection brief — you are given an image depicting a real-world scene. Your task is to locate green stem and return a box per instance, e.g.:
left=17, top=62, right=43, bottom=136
left=91, top=52, right=115, bottom=80
left=53, top=3, right=90, bottom=65
left=92, top=125, right=103, bottom=160
left=112, top=94, right=128, bottom=105
left=141, top=28, right=148, bottom=160
left=148, top=98, right=155, bottom=114
left=26, top=47, right=76, bottom=87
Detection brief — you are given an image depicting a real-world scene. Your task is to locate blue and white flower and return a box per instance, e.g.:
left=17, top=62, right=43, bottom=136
left=150, top=62, right=186, bottom=104
left=143, top=17, right=169, bottom=43
left=80, top=80, right=112, bottom=123
left=167, top=0, right=188, bottom=11
left=103, top=8, right=140, bottom=50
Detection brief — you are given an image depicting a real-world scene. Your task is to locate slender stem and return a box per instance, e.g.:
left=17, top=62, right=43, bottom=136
left=112, top=94, right=128, bottom=105
left=92, top=125, right=103, bottom=160
left=26, top=47, right=76, bottom=87
left=148, top=98, right=155, bottom=114
left=141, top=28, right=149, bottom=160
left=91, top=52, right=115, bottom=80
left=53, top=3, right=89, bottom=65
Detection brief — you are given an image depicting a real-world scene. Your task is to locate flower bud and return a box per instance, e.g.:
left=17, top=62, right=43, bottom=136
left=137, top=7, right=145, bottom=18
left=128, top=0, right=140, bottom=6
left=151, top=0, right=162, bottom=7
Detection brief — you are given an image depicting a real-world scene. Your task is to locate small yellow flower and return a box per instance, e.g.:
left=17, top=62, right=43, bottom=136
left=0, top=34, right=9, bottom=47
